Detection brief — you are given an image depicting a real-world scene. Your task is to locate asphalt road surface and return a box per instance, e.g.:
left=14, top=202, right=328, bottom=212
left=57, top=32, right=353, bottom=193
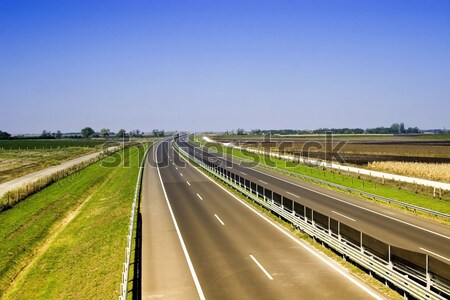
left=177, top=139, right=450, bottom=265
left=140, top=140, right=384, bottom=299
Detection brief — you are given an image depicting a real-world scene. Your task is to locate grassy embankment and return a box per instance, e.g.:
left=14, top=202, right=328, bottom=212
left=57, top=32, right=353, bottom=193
left=0, top=143, right=149, bottom=299
left=193, top=136, right=450, bottom=218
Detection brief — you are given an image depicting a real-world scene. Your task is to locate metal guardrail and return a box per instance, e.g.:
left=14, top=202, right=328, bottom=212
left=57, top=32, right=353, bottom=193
left=206, top=143, right=450, bottom=220
left=237, top=145, right=450, bottom=191
left=175, top=142, right=449, bottom=300
left=256, top=158, right=450, bottom=220
left=119, top=145, right=151, bottom=300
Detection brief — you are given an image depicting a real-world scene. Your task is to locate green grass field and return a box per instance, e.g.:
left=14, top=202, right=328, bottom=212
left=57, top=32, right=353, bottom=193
left=193, top=136, right=450, bottom=216
left=0, top=144, right=149, bottom=299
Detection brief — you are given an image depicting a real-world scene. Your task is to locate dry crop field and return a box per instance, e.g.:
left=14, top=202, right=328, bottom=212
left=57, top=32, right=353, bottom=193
left=214, top=135, right=450, bottom=183
left=368, top=161, right=450, bottom=183
left=215, top=136, right=450, bottom=165
left=0, top=148, right=97, bottom=183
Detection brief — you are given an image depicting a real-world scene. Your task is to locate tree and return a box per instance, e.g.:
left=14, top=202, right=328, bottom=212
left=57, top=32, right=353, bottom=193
left=40, top=130, right=53, bottom=138
left=0, top=130, right=11, bottom=140
left=55, top=130, right=62, bottom=139
left=400, top=123, right=405, bottom=134
left=81, top=127, right=95, bottom=138
left=117, top=129, right=126, bottom=137
left=100, top=128, right=110, bottom=137
left=390, top=123, right=400, bottom=134
left=237, top=128, right=245, bottom=135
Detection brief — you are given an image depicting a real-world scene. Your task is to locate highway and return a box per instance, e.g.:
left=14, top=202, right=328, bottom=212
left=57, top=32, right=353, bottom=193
left=140, top=140, right=383, bottom=299
left=177, top=139, right=450, bottom=264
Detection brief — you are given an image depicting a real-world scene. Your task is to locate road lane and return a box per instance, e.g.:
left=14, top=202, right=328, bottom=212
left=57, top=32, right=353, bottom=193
left=179, top=140, right=450, bottom=262
left=156, top=140, right=382, bottom=299
left=140, top=143, right=199, bottom=300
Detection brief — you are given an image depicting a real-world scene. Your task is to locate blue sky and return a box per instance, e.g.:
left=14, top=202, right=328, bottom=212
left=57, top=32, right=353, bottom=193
left=1, top=0, right=449, bottom=134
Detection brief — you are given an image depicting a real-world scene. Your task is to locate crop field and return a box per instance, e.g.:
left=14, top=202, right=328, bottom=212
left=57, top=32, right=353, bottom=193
left=0, top=139, right=107, bottom=150
left=0, top=148, right=97, bottom=183
left=214, top=135, right=450, bottom=165
left=0, top=144, right=148, bottom=299
left=368, top=161, right=450, bottom=183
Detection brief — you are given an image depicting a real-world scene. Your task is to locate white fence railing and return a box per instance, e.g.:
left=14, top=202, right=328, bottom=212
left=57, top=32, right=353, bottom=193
left=118, top=145, right=151, bottom=300
left=175, top=142, right=449, bottom=300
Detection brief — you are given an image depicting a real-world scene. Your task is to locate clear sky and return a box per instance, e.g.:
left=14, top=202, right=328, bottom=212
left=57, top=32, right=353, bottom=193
left=1, top=0, right=449, bottom=134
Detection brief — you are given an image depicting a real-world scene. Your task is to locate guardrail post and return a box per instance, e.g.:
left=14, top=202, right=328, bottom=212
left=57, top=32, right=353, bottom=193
left=426, top=255, right=431, bottom=291
left=360, top=232, right=364, bottom=254
left=388, top=245, right=393, bottom=270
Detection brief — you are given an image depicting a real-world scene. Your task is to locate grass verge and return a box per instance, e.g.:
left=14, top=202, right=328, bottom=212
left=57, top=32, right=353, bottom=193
left=0, top=144, right=149, bottom=299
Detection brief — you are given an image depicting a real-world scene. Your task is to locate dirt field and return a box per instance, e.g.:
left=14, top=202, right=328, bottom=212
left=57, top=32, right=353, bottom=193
left=215, top=136, right=450, bottom=165
left=0, top=148, right=97, bottom=183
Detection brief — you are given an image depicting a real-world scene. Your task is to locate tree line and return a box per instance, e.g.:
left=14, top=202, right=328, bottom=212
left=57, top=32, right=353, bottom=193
left=0, top=128, right=167, bottom=140
left=230, top=123, right=423, bottom=135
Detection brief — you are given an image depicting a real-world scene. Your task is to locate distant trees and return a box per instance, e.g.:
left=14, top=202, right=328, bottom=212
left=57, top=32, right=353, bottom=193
left=0, top=130, right=11, bottom=140
left=230, top=123, right=421, bottom=136
left=38, top=130, right=63, bottom=139
left=81, top=127, right=95, bottom=138
left=130, top=129, right=143, bottom=137
left=40, top=130, right=53, bottom=139
left=117, top=129, right=126, bottom=137
left=100, top=128, right=110, bottom=137
left=152, top=129, right=164, bottom=137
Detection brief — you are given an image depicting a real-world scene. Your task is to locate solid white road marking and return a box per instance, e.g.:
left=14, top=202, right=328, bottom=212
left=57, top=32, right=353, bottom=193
left=332, top=211, right=356, bottom=222
left=186, top=181, right=191, bottom=186
left=420, top=248, right=450, bottom=262
left=258, top=180, right=268, bottom=185
left=286, top=191, right=300, bottom=198
left=175, top=166, right=178, bottom=170
left=179, top=148, right=383, bottom=300
left=241, top=172, right=247, bottom=176
left=214, top=214, right=225, bottom=226
left=180, top=172, right=183, bottom=177
left=155, top=143, right=205, bottom=300
left=250, top=255, right=273, bottom=280
left=197, top=194, right=203, bottom=201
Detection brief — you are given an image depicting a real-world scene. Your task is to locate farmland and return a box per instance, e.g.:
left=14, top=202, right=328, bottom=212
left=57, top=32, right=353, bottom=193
left=0, top=139, right=125, bottom=183
left=0, top=148, right=97, bottom=183
left=0, top=139, right=106, bottom=150
left=368, top=161, right=450, bottom=183
left=0, top=144, right=149, bottom=299
left=214, top=135, right=450, bottom=165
